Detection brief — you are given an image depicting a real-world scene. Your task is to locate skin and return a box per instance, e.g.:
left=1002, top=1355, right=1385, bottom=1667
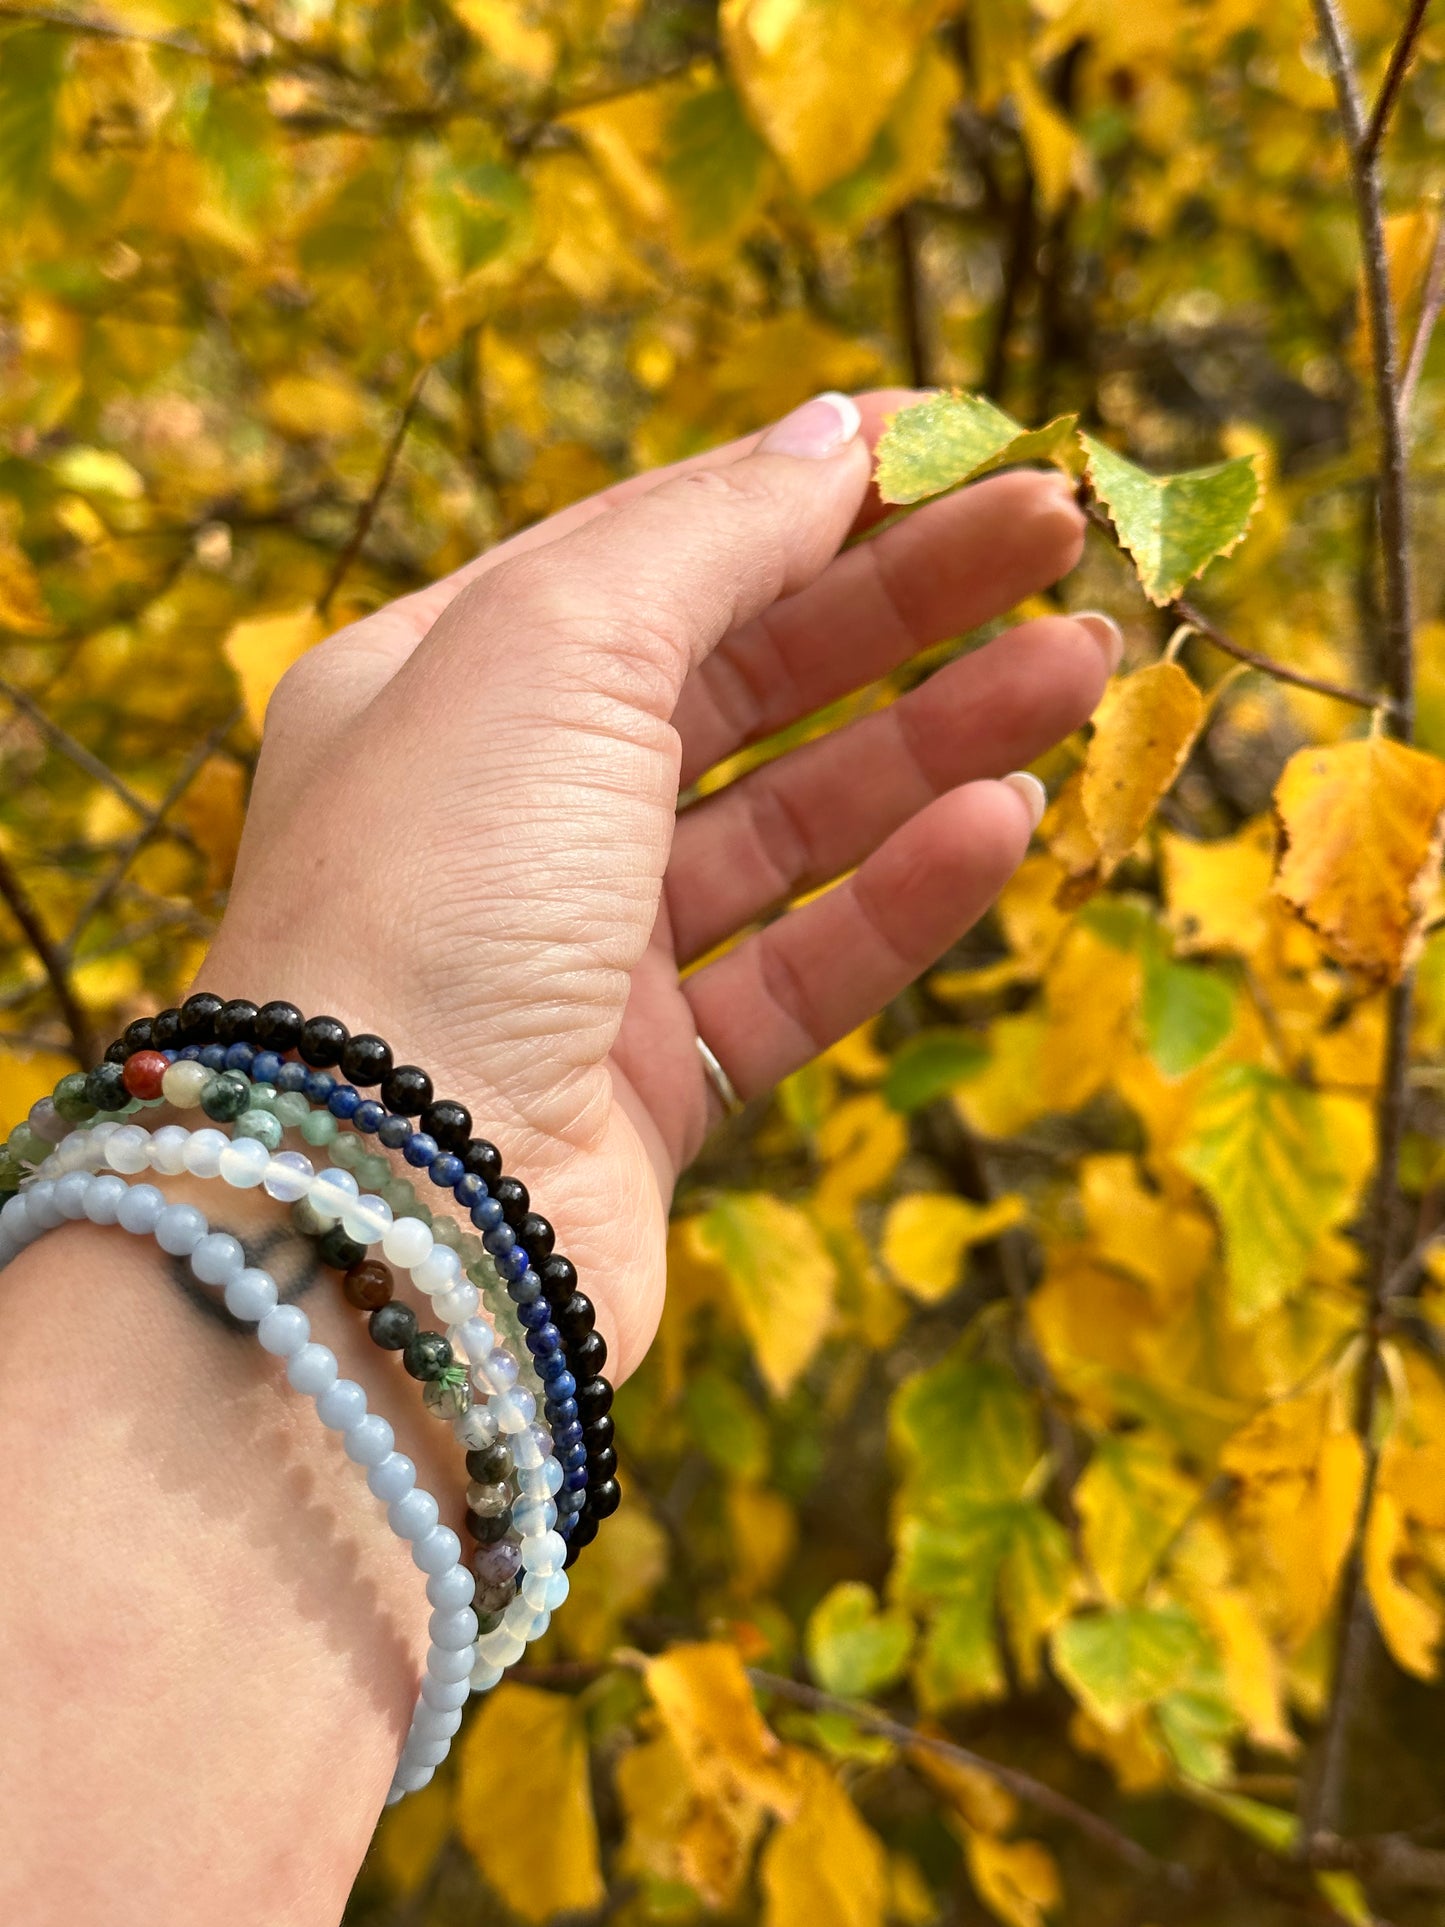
left=0, top=390, right=1115, bottom=1924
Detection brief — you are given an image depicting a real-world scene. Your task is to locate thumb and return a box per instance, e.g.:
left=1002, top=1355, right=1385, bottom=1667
left=409, top=391, right=871, bottom=717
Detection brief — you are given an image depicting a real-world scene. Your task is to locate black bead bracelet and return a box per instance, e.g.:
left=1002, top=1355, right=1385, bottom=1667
left=109, top=993, right=619, bottom=1562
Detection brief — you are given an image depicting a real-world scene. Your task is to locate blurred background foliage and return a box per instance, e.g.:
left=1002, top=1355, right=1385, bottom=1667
left=4, top=0, right=1445, bottom=1921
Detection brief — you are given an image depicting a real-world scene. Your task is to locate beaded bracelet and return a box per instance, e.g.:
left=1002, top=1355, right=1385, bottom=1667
left=38, top=1118, right=551, bottom=1617
left=4, top=1009, right=619, bottom=1560
left=0, top=1169, right=481, bottom=1804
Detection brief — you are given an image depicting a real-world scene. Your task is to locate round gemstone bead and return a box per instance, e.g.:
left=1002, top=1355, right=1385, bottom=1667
left=262, top=1151, right=314, bottom=1203
left=300, top=1109, right=337, bottom=1147
left=343, top=1260, right=393, bottom=1310
left=179, top=991, right=225, bottom=1041
left=122, top=1016, right=157, bottom=1054
left=225, top=1042, right=256, bottom=1073
left=475, top=1541, right=522, bottom=1588
left=317, top=1225, right=366, bottom=1271
left=218, top=1135, right=272, bottom=1188
left=494, top=1176, right=530, bottom=1227
left=340, top=1032, right=392, bottom=1087
left=200, top=1070, right=250, bottom=1122
left=368, top=1453, right=417, bottom=1503
left=85, top=1061, right=129, bottom=1114
left=272, top=1091, right=310, bottom=1131
left=122, top=1050, right=168, bottom=1100
left=233, top=1110, right=284, bottom=1152
left=298, top=1014, right=348, bottom=1067
left=257, top=1303, right=310, bottom=1355
left=161, top=1060, right=210, bottom=1109
left=215, top=998, right=260, bottom=1045
left=191, top=1231, right=245, bottom=1285
left=589, top=1477, right=622, bottom=1519
left=466, top=1442, right=513, bottom=1485
left=403, top=1331, right=454, bottom=1381
left=461, top=1138, right=502, bottom=1186
left=423, top=1374, right=472, bottom=1420
left=403, top=1132, right=439, bottom=1169
left=369, top=1302, right=417, bottom=1351
left=154, top=1201, right=207, bottom=1255
left=377, top=1113, right=410, bottom=1150
left=287, top=1343, right=338, bottom=1395
left=224, top=1267, right=278, bottom=1322
left=250, top=1050, right=283, bottom=1086
left=328, top=1084, right=361, bottom=1120
left=419, top=1099, right=471, bottom=1154
left=344, top=1414, right=395, bottom=1465
left=199, top=1044, right=228, bottom=1072
left=383, top=1216, right=434, bottom=1269
left=150, top=1007, right=183, bottom=1049
left=315, top=1378, right=367, bottom=1431
left=381, top=1064, right=433, bottom=1116
left=254, top=1000, right=303, bottom=1052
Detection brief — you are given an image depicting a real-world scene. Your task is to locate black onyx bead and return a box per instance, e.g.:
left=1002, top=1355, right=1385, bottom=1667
left=403, top=1330, right=453, bottom=1381
left=215, top=998, right=260, bottom=1046
left=554, top=1291, right=596, bottom=1342
left=298, top=1015, right=348, bottom=1068
left=576, top=1376, right=613, bottom=1423
left=151, top=1007, right=183, bottom=1049
left=340, top=1032, right=392, bottom=1087
left=369, top=1302, right=416, bottom=1351
left=519, top=1212, right=555, bottom=1259
left=571, top=1329, right=608, bottom=1378
left=583, top=1415, right=615, bottom=1454
left=589, top=1477, right=622, bottom=1519
left=380, top=1064, right=433, bottom=1116
left=570, top=1513, right=600, bottom=1551
left=420, top=1100, right=471, bottom=1156
left=317, top=1225, right=366, bottom=1271
left=85, top=1060, right=129, bottom=1112
left=466, top=1443, right=512, bottom=1483
left=255, top=1000, right=303, bottom=1052
left=494, top=1176, right=530, bottom=1229
left=539, top=1255, right=578, bottom=1307
left=461, top=1138, right=502, bottom=1186
left=179, top=991, right=225, bottom=1043
left=104, top=1039, right=130, bottom=1065
left=586, top=1445, right=618, bottom=1484
left=466, top=1507, right=513, bottom=1544
left=122, top=1016, right=155, bottom=1054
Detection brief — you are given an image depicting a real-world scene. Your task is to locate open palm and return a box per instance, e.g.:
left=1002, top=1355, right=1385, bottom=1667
left=204, top=389, right=1114, bottom=1377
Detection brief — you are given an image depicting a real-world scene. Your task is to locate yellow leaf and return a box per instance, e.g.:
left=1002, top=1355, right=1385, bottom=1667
left=1365, top=1489, right=1443, bottom=1680
left=960, top=1828, right=1062, bottom=1927
left=1273, top=737, right=1445, bottom=982
left=1011, top=59, right=1087, bottom=216
left=881, top=1192, right=1026, bottom=1303
left=644, top=1641, right=799, bottom=1818
left=689, top=1194, right=835, bottom=1395
left=451, top=0, right=558, bottom=78
left=0, top=1046, right=78, bottom=1122
left=888, top=1851, right=940, bottom=1926
left=223, top=606, right=326, bottom=736
left=760, top=1752, right=888, bottom=1927
left=455, top=1685, right=605, bottom=1922
left=996, top=853, right=1072, bottom=977
left=617, top=1730, right=765, bottom=1908
left=726, top=1479, right=797, bottom=1596
left=910, top=1740, right=1017, bottom=1834
left=1162, top=817, right=1277, bottom=956
left=0, top=543, right=53, bottom=633
left=262, top=371, right=372, bottom=440
left=1077, top=1435, right=1198, bottom=1604
left=371, top=1774, right=452, bottom=1896
left=1078, top=1155, right=1214, bottom=1307
left=1068, top=1705, right=1169, bottom=1792
left=1079, top=662, right=1206, bottom=877
left=177, top=754, right=247, bottom=893
left=720, top=0, right=945, bottom=196
left=1038, top=924, right=1141, bottom=1113
left=554, top=1499, right=668, bottom=1660
left=814, top=1092, right=907, bottom=1223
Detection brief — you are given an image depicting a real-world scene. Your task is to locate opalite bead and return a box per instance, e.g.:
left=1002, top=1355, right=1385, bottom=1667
left=309, top=1167, right=359, bottom=1225
left=454, top=1316, right=495, bottom=1364
left=105, top=1124, right=151, bottom=1174
left=522, top=1568, right=569, bottom=1612
left=413, top=1244, right=461, bottom=1295
left=341, top=1192, right=392, bottom=1245
left=147, top=1124, right=190, bottom=1176
left=262, top=1151, right=313, bottom=1203
left=524, top=1531, right=567, bottom=1576
left=433, top=1282, right=480, bottom=1324
left=382, top=1215, right=433, bottom=1269
left=470, top=1659, right=505, bottom=1694
left=217, top=1135, right=270, bottom=1188
left=181, top=1128, right=229, bottom=1179
left=476, top=1624, right=526, bottom=1669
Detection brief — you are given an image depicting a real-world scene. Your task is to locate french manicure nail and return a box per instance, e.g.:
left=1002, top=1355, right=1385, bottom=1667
left=1002, top=770, right=1047, bottom=833
left=757, top=391, right=863, bottom=460
left=1074, top=610, right=1125, bottom=673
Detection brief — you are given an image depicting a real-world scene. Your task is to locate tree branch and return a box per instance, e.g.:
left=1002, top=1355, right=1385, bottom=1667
left=0, top=3, right=251, bottom=66
left=1360, top=0, right=1432, bottom=162
left=891, top=205, right=932, bottom=388
left=746, top=1669, right=1187, bottom=1886
left=1399, top=210, right=1445, bottom=425
left=1300, top=0, right=1420, bottom=1847
left=315, top=364, right=431, bottom=620
left=0, top=846, right=92, bottom=1066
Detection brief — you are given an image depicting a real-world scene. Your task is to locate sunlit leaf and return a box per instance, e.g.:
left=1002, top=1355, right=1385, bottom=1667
left=876, top=392, right=1079, bottom=506
left=689, top=1193, right=836, bottom=1395
left=760, top=1753, right=888, bottom=1927
left=1051, top=1605, right=1211, bottom=1731
left=1081, top=433, right=1261, bottom=604
left=806, top=1582, right=914, bottom=1698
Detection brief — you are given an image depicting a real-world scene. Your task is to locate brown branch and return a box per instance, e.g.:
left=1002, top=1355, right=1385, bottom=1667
left=1399, top=211, right=1445, bottom=424
left=0, top=846, right=92, bottom=1066
left=1300, top=0, right=1420, bottom=1848
left=59, top=707, right=242, bottom=965
left=0, top=3, right=251, bottom=65
left=746, top=1669, right=1186, bottom=1886
left=891, top=205, right=932, bottom=388
left=315, top=364, right=431, bottom=620
left=1360, top=0, right=1432, bottom=161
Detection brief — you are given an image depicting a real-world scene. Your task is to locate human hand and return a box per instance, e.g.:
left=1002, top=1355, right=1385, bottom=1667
left=203, top=389, right=1117, bottom=1380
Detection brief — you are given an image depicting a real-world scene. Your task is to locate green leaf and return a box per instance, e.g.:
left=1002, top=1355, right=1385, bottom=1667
left=683, top=1367, right=769, bottom=1482
left=875, top=392, right=1080, bottom=506
left=1142, top=954, right=1235, bottom=1076
left=1185, top=1785, right=1298, bottom=1852
left=1051, top=1605, right=1210, bottom=1730
left=663, top=84, right=769, bottom=247
left=1176, top=1064, right=1356, bottom=1320
left=805, top=1581, right=914, bottom=1698
left=1081, top=433, right=1260, bottom=605
left=0, top=25, right=65, bottom=219
left=883, top=1030, right=988, bottom=1112
left=892, top=1354, right=1039, bottom=1512
left=1157, top=1689, right=1236, bottom=1785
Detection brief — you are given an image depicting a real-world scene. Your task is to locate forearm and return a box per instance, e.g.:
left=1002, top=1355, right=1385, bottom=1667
left=0, top=1182, right=462, bottom=1927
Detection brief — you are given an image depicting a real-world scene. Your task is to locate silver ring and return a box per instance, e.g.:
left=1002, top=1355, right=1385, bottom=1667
left=696, top=1034, right=744, bottom=1120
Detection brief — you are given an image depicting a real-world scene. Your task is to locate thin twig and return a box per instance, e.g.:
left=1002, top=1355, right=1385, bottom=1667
left=59, top=707, right=242, bottom=965
left=891, top=205, right=932, bottom=388
left=0, top=2, right=250, bottom=64
left=1399, top=212, right=1445, bottom=424
left=1300, top=0, right=1420, bottom=1847
left=746, top=1669, right=1185, bottom=1885
left=1361, top=0, right=1432, bottom=161
left=0, top=676, right=199, bottom=853
left=0, top=846, right=92, bottom=1065
left=315, top=364, right=431, bottom=619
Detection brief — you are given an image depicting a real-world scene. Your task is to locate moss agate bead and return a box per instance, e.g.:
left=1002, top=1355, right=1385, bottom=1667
left=403, top=1331, right=453, bottom=1382
left=317, top=1225, right=366, bottom=1271
left=369, top=1302, right=417, bottom=1351
left=200, top=1071, right=250, bottom=1123
left=85, top=1061, right=129, bottom=1114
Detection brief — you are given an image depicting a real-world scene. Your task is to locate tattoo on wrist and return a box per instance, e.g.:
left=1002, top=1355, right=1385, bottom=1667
left=167, top=1221, right=324, bottom=1332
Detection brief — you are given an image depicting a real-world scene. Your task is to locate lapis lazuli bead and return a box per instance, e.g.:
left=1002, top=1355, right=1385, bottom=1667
left=539, top=1357, right=570, bottom=1388
left=276, top=1060, right=308, bottom=1094
left=403, top=1131, right=438, bottom=1169
left=556, top=1420, right=584, bottom=1448
left=355, top=1099, right=384, bottom=1133
left=429, top=1153, right=464, bottom=1189
left=251, top=1050, right=283, bottom=1085
left=560, top=1477, right=587, bottom=1500
left=225, top=1042, right=256, bottom=1074
left=507, top=1269, right=542, bottom=1304
left=378, top=1113, right=410, bottom=1150
left=328, top=1084, right=361, bottom=1120
left=200, top=1043, right=228, bottom=1071
left=303, top=1070, right=334, bottom=1104
left=453, top=1172, right=485, bottom=1210
left=527, top=1322, right=562, bottom=1356
left=545, top=1396, right=579, bottom=1426
left=178, top=1045, right=202, bottom=1062
left=518, top=1298, right=550, bottom=1330
left=548, top=1371, right=577, bottom=1403
left=471, top=1197, right=503, bottom=1232
left=562, top=1442, right=587, bottom=1472
left=500, top=1247, right=528, bottom=1282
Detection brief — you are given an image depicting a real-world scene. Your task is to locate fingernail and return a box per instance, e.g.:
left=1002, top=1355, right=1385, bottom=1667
left=1002, top=770, right=1047, bottom=833
left=758, top=391, right=863, bottom=460
left=1074, top=610, right=1125, bottom=673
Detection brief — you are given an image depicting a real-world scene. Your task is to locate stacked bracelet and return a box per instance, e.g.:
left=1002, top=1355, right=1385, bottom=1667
left=3, top=991, right=620, bottom=1558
